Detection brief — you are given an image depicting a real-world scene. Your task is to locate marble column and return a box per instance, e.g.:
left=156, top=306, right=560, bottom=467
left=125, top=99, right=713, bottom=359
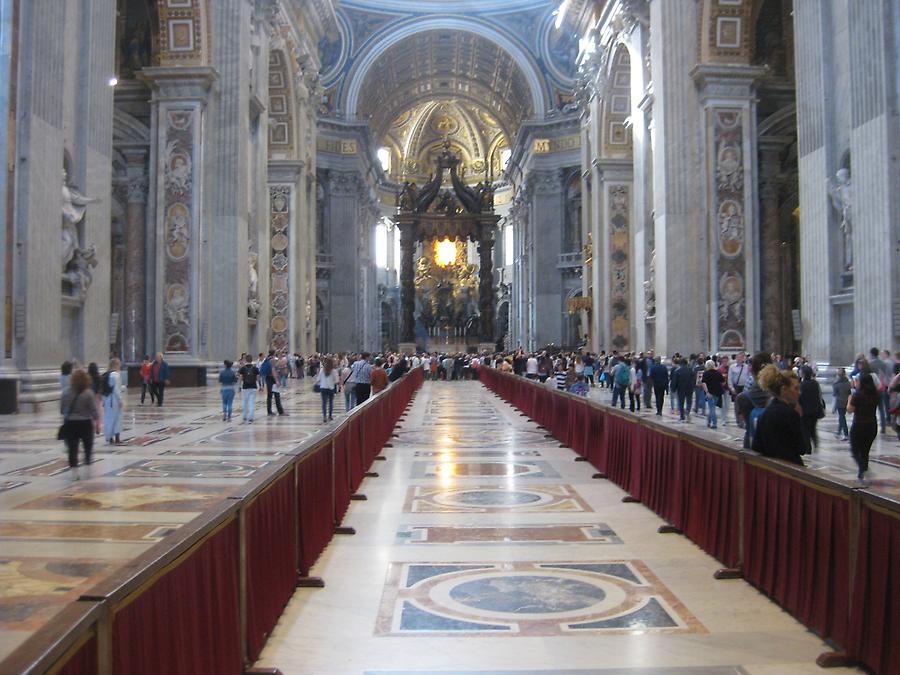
left=649, top=0, right=704, bottom=357
left=758, top=138, right=791, bottom=353
left=478, top=230, right=495, bottom=343
left=138, top=67, right=217, bottom=360
left=693, top=64, right=766, bottom=353
left=122, top=152, right=148, bottom=363
left=529, top=169, right=564, bottom=346
left=399, top=224, right=416, bottom=343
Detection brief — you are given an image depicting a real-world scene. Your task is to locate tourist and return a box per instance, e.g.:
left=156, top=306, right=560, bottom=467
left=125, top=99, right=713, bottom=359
left=340, top=358, right=356, bottom=411
left=752, top=365, right=806, bottom=466
left=239, top=356, right=260, bottom=423
left=350, top=352, right=373, bottom=403
left=868, top=347, right=892, bottom=433
left=672, top=357, right=694, bottom=422
left=371, top=357, right=389, bottom=394
left=831, top=368, right=851, bottom=441
left=101, top=358, right=124, bottom=445
left=628, top=358, right=642, bottom=412
left=700, top=359, right=725, bottom=429
left=554, top=361, right=568, bottom=391
left=569, top=374, right=590, bottom=396
left=150, top=352, right=170, bottom=407
left=611, top=357, right=630, bottom=408
left=60, top=368, right=100, bottom=479
left=727, top=352, right=750, bottom=427
left=219, top=359, right=237, bottom=422
left=848, top=361, right=880, bottom=483
left=735, top=352, right=773, bottom=448
left=317, top=356, right=338, bottom=422
left=525, top=353, right=538, bottom=379
left=798, top=365, right=824, bottom=451
left=582, top=352, right=595, bottom=386
left=389, top=355, right=409, bottom=382
left=889, top=361, right=900, bottom=441
left=649, top=356, right=669, bottom=415
left=60, top=360, right=73, bottom=395
left=139, top=354, right=154, bottom=405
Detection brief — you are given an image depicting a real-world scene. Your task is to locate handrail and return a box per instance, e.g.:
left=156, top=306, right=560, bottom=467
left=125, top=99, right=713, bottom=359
left=0, top=368, right=423, bottom=675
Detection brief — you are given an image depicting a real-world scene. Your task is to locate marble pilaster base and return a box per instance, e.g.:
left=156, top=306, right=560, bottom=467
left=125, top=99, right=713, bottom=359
left=398, top=342, right=417, bottom=355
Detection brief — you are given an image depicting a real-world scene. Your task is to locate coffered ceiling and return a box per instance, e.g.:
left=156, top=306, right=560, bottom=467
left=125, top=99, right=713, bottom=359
left=357, top=30, right=534, bottom=140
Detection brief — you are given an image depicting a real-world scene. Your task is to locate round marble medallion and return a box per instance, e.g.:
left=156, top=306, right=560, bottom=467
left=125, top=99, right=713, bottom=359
left=448, top=575, right=605, bottom=614
left=436, top=489, right=542, bottom=507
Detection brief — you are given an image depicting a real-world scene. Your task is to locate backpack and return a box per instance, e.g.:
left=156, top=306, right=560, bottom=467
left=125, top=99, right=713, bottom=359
left=101, top=371, right=114, bottom=397
left=747, top=404, right=766, bottom=446
left=615, top=365, right=630, bottom=387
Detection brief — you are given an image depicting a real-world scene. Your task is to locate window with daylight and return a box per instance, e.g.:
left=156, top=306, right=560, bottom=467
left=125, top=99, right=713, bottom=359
left=377, top=147, right=391, bottom=173
left=504, top=224, right=514, bottom=266
left=375, top=222, right=388, bottom=269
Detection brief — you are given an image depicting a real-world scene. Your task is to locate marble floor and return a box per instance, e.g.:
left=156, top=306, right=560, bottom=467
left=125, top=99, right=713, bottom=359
left=256, top=381, right=873, bottom=674
left=0, top=378, right=344, bottom=661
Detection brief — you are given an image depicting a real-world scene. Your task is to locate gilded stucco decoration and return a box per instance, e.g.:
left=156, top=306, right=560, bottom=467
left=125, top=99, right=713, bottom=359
left=156, top=0, right=208, bottom=66
left=608, top=184, right=631, bottom=350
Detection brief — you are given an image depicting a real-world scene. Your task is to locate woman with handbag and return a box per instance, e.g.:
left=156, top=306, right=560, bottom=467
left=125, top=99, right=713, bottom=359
left=60, top=368, right=100, bottom=479
left=317, top=356, right=338, bottom=423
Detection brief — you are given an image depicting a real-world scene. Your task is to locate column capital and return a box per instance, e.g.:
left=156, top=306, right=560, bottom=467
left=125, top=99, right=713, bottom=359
left=691, top=64, right=768, bottom=102
left=268, top=159, right=305, bottom=183
left=137, top=66, right=218, bottom=104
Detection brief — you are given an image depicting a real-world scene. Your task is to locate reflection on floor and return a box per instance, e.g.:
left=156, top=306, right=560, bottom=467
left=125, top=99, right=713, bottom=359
left=257, top=381, right=868, bottom=674
left=0, top=379, right=346, bottom=661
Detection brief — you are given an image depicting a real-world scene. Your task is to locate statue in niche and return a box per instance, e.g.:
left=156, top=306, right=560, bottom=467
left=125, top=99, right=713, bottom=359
left=247, top=251, right=261, bottom=319
left=826, top=168, right=853, bottom=271
left=643, top=249, right=656, bottom=320
left=121, top=25, right=150, bottom=78
left=62, top=245, right=98, bottom=301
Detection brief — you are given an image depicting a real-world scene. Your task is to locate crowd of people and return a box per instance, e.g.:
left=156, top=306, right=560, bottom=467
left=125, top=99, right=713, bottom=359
left=55, top=343, right=900, bottom=485
left=482, top=346, right=900, bottom=484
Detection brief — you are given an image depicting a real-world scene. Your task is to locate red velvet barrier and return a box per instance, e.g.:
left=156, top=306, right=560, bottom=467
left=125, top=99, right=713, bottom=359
left=584, top=406, right=607, bottom=471
left=549, top=392, right=570, bottom=444
left=245, top=469, right=298, bottom=660
left=569, top=398, right=589, bottom=457
left=679, top=439, right=739, bottom=568
left=604, top=412, right=634, bottom=489
left=629, top=426, right=682, bottom=525
left=57, top=634, right=97, bottom=675
left=741, top=461, right=850, bottom=645
left=846, top=502, right=900, bottom=674
left=112, top=519, right=242, bottom=675
left=297, top=445, right=335, bottom=574
left=346, top=415, right=365, bottom=492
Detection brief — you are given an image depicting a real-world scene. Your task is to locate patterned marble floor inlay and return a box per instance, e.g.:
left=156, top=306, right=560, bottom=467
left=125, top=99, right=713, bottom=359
left=413, top=450, right=542, bottom=458
left=403, top=485, right=593, bottom=513
left=14, top=482, right=233, bottom=512
left=376, top=560, right=704, bottom=637
left=0, top=557, right=120, bottom=631
left=397, top=429, right=549, bottom=447
left=109, top=459, right=270, bottom=479
left=396, top=523, right=622, bottom=545
left=0, top=520, right=181, bottom=543
left=364, top=670, right=750, bottom=675
left=410, top=461, right=560, bottom=479
left=0, top=481, right=27, bottom=493
left=5, top=458, right=103, bottom=477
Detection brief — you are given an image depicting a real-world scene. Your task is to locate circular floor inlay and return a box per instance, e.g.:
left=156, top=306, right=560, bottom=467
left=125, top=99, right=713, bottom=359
left=451, top=490, right=542, bottom=506
left=449, top=575, right=605, bottom=614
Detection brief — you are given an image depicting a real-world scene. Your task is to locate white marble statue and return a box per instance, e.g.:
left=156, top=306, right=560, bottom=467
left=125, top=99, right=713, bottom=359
left=827, top=168, right=853, bottom=271
left=643, top=249, right=656, bottom=320
left=62, top=245, right=98, bottom=301
left=61, top=169, right=100, bottom=271
left=248, top=251, right=260, bottom=318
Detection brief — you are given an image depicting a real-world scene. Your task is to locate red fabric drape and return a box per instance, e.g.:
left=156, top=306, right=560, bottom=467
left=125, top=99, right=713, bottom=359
left=742, top=463, right=850, bottom=644
left=568, top=399, right=588, bottom=457
left=846, top=503, right=900, bottom=674
left=630, top=426, right=682, bottom=525
left=346, top=416, right=364, bottom=492
left=604, top=413, right=634, bottom=489
left=245, top=469, right=298, bottom=660
left=585, top=407, right=607, bottom=472
left=57, top=634, right=97, bottom=675
left=112, top=519, right=241, bottom=675
left=679, top=439, right=739, bottom=568
left=297, top=445, right=335, bottom=574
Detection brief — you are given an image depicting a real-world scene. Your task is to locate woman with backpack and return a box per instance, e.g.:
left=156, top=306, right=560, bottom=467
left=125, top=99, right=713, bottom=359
left=752, top=365, right=806, bottom=466
left=101, top=358, right=124, bottom=445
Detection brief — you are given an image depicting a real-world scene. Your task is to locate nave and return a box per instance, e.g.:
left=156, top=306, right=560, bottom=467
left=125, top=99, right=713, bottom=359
left=257, top=381, right=858, bottom=674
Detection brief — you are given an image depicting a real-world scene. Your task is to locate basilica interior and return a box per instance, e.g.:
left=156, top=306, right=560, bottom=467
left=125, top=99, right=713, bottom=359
left=0, top=1, right=899, bottom=674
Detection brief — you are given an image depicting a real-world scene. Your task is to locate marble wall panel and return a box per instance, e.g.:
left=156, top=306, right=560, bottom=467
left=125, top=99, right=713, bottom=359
left=608, top=184, right=630, bottom=351
left=269, top=186, right=291, bottom=351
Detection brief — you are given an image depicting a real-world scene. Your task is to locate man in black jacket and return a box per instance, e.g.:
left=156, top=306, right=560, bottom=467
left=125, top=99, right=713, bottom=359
left=649, top=356, right=669, bottom=416
left=671, top=357, right=695, bottom=421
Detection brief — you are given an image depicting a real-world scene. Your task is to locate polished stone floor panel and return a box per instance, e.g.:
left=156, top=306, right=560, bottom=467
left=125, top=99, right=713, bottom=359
left=0, top=380, right=347, bottom=660
left=256, top=381, right=865, bottom=673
